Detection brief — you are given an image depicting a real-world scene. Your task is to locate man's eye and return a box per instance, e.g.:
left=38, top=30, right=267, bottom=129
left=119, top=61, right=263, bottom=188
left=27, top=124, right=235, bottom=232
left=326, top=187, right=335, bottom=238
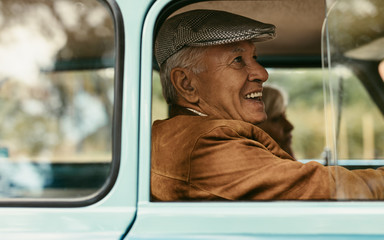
left=233, top=56, right=243, bottom=63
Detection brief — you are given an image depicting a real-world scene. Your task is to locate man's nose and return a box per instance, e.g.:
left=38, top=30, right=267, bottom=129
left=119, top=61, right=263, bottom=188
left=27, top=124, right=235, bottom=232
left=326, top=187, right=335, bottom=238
left=247, top=62, right=268, bottom=82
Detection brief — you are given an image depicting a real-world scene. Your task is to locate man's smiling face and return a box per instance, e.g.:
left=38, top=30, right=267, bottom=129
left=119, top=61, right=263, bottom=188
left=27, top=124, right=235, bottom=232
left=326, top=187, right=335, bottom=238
left=194, top=40, right=269, bottom=124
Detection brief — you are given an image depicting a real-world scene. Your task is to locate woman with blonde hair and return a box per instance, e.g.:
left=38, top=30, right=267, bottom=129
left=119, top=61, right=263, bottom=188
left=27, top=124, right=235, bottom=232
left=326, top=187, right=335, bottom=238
left=258, top=85, right=295, bottom=157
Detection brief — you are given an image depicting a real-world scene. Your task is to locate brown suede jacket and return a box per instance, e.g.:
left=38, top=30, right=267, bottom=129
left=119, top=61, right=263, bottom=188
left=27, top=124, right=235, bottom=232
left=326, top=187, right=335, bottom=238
left=151, top=107, right=384, bottom=201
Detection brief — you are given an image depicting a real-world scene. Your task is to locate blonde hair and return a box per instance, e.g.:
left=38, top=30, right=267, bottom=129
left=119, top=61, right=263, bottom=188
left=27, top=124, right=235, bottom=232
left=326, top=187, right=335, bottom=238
left=263, top=85, right=288, bottom=118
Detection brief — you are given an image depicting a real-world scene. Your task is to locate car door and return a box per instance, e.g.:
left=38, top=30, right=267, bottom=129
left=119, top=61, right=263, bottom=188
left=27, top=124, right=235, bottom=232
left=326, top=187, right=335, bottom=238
left=126, top=0, right=384, bottom=239
left=0, top=0, right=143, bottom=238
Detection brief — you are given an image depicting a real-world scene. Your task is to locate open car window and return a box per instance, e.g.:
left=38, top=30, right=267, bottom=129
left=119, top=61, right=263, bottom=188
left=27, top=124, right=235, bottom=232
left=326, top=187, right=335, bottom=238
left=151, top=1, right=327, bottom=166
left=0, top=0, right=119, bottom=202
left=151, top=0, right=384, bottom=201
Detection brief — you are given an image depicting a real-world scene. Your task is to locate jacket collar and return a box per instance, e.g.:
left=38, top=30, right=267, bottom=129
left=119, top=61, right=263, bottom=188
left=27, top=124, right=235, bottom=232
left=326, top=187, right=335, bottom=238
left=169, top=105, right=207, bottom=118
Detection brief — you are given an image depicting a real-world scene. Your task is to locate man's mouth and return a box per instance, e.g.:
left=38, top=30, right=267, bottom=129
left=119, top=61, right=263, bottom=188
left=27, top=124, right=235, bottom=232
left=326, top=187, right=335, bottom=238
left=245, top=91, right=262, bottom=101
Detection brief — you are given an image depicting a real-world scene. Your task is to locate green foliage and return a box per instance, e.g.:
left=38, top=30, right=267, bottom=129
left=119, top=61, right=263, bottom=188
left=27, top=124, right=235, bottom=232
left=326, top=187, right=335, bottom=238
left=268, top=68, right=384, bottom=160
left=152, top=71, right=168, bottom=121
left=0, top=70, right=114, bottom=161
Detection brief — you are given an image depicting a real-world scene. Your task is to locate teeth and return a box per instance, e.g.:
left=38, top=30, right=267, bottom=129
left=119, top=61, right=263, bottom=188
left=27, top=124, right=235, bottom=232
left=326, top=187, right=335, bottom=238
left=246, top=92, right=262, bottom=99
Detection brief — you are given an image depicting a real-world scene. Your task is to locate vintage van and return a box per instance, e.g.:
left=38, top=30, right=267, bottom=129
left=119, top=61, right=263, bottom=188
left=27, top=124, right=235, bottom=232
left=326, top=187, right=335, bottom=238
left=0, top=0, right=384, bottom=239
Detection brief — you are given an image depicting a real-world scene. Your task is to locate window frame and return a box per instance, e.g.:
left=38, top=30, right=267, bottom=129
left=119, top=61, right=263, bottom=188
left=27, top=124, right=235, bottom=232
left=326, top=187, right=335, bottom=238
left=141, top=0, right=384, bottom=201
left=0, top=0, right=125, bottom=207
left=130, top=1, right=384, bottom=238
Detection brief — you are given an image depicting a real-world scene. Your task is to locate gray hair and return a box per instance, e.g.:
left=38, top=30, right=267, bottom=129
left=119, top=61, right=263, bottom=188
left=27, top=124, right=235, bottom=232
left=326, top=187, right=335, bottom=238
left=159, top=46, right=207, bottom=104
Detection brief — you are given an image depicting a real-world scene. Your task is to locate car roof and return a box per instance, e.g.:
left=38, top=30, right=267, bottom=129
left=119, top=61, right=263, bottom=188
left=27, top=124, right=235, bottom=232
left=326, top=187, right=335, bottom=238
left=173, top=0, right=325, bottom=57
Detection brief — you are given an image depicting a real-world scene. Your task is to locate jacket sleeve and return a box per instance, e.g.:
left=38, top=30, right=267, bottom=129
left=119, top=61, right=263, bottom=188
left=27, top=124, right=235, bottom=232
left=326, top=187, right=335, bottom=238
left=189, top=125, right=384, bottom=200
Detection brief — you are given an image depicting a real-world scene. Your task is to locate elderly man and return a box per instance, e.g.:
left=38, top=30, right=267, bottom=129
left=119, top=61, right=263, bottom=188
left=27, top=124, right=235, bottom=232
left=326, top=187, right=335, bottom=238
left=151, top=9, right=384, bottom=201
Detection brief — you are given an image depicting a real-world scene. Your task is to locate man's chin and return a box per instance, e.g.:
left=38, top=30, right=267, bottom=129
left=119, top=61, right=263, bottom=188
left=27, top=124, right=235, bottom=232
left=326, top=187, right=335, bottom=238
left=243, top=114, right=267, bottom=125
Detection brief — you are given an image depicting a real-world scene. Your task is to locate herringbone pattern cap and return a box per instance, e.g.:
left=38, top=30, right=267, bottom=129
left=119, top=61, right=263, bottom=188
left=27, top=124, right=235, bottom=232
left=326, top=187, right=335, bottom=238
left=155, top=9, right=276, bottom=66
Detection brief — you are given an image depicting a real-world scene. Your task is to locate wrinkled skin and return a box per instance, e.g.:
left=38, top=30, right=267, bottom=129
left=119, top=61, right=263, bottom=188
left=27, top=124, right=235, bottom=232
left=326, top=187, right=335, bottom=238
left=191, top=41, right=269, bottom=124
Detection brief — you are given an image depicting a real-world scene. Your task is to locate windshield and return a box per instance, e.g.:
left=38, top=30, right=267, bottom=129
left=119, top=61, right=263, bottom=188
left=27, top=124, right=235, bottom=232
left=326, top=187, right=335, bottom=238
left=322, top=0, right=384, bottom=164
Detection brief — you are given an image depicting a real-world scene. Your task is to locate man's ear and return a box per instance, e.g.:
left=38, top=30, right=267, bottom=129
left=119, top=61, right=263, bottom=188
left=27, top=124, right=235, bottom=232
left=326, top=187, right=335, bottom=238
left=170, top=68, right=199, bottom=103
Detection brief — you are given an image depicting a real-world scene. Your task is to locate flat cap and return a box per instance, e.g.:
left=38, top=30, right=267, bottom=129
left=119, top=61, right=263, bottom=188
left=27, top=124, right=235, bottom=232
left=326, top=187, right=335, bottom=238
left=155, top=9, right=276, bottom=66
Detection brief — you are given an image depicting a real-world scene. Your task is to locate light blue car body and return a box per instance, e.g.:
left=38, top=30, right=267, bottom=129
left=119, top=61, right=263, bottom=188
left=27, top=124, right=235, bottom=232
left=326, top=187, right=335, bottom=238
left=1, top=0, right=384, bottom=239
